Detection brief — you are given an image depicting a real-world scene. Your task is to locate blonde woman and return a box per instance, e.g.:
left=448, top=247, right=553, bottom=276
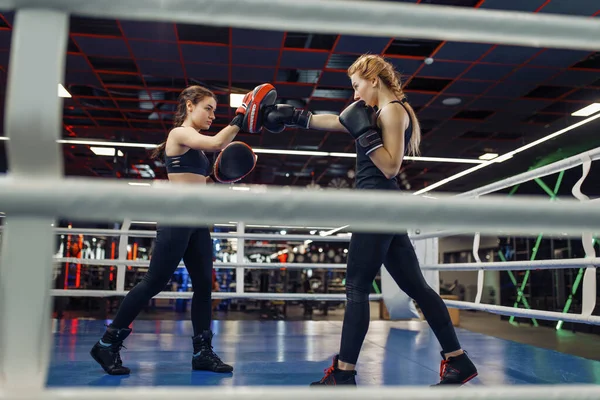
left=263, top=55, right=478, bottom=387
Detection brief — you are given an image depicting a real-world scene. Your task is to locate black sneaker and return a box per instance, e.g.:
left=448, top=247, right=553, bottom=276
left=310, top=355, right=357, bottom=386
left=90, top=325, right=131, bottom=375
left=433, top=351, right=478, bottom=385
left=192, top=330, right=233, bottom=373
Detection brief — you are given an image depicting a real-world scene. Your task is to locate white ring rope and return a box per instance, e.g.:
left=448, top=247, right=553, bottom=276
left=10, top=226, right=585, bottom=240
left=23, top=228, right=354, bottom=241
left=443, top=300, right=600, bottom=326
left=0, top=0, right=599, bottom=51
left=44, top=291, right=600, bottom=326
left=458, top=147, right=600, bottom=199
left=571, top=156, right=597, bottom=317
left=49, top=290, right=381, bottom=302
left=0, top=8, right=67, bottom=392
left=471, top=230, right=484, bottom=305
left=54, top=257, right=600, bottom=271
left=2, top=385, right=600, bottom=400
left=116, top=219, right=130, bottom=292
left=418, top=146, right=600, bottom=238
left=460, top=149, right=600, bottom=309
left=2, top=177, right=600, bottom=236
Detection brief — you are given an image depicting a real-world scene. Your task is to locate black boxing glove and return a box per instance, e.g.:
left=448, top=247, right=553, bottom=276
left=339, top=100, right=382, bottom=155
left=262, top=104, right=312, bottom=133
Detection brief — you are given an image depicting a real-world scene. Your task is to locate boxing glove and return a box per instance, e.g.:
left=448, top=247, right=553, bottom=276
left=262, top=104, right=312, bottom=133
left=214, top=142, right=257, bottom=183
left=339, top=100, right=382, bottom=155
left=230, top=83, right=278, bottom=133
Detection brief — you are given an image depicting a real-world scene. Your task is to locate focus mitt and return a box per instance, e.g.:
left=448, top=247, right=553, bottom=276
left=213, top=142, right=257, bottom=183
left=242, top=83, right=278, bottom=133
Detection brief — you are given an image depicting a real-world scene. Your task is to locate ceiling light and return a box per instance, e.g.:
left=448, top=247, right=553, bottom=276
left=58, top=84, right=71, bottom=98
left=414, top=112, right=600, bottom=195
left=329, top=152, right=356, bottom=158
left=571, top=103, right=600, bottom=117
left=252, top=148, right=483, bottom=163
left=128, top=182, right=151, bottom=186
left=442, top=98, right=462, bottom=106
left=90, top=147, right=123, bottom=157
left=404, top=155, right=482, bottom=164
left=479, top=153, right=498, bottom=160
left=490, top=153, right=514, bottom=163
left=9, top=137, right=485, bottom=165
left=230, top=93, right=245, bottom=108
left=58, top=139, right=157, bottom=148
left=253, top=148, right=330, bottom=156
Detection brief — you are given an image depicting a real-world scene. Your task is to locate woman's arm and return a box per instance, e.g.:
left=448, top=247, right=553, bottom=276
left=170, top=125, right=240, bottom=152
left=368, top=104, right=409, bottom=179
left=308, top=113, right=348, bottom=133
left=262, top=104, right=349, bottom=133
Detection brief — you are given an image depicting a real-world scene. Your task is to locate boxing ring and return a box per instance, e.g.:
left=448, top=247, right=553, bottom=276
left=1, top=0, right=600, bottom=399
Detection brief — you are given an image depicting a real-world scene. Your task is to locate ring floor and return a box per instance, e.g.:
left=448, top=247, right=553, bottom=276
left=48, top=319, right=600, bottom=387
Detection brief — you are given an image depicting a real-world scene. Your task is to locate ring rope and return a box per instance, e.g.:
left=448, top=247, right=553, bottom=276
left=1, top=385, right=599, bottom=400
left=417, top=146, right=600, bottom=238
left=471, top=227, right=484, bottom=305
left=0, top=0, right=599, bottom=51
left=54, top=257, right=600, bottom=271
left=571, top=155, right=597, bottom=317
left=2, top=177, right=600, bottom=236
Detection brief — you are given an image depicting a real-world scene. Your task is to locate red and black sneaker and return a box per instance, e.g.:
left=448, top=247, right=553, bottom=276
left=433, top=351, right=478, bottom=385
left=310, top=355, right=357, bottom=386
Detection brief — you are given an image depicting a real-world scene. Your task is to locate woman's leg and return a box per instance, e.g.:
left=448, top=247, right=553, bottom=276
left=383, top=233, right=478, bottom=385
left=311, top=232, right=393, bottom=386
left=183, top=227, right=233, bottom=373
left=90, top=225, right=192, bottom=375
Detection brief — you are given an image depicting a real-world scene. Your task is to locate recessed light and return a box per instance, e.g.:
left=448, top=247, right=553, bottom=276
left=479, top=153, right=498, bottom=160
left=442, top=97, right=462, bottom=106
left=230, top=93, right=245, bottom=108
left=90, top=147, right=123, bottom=157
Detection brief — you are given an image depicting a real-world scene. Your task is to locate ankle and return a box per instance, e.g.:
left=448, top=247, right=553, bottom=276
left=337, top=360, right=356, bottom=371
left=444, top=349, right=464, bottom=359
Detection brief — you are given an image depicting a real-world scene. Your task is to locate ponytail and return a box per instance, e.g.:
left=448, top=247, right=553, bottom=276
left=151, top=142, right=166, bottom=160
left=390, top=86, right=421, bottom=157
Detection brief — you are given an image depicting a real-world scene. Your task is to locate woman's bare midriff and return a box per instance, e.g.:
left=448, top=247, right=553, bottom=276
left=167, top=173, right=209, bottom=185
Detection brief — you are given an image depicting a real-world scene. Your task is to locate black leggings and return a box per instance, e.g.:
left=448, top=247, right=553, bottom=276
left=111, top=225, right=214, bottom=337
left=339, top=232, right=460, bottom=365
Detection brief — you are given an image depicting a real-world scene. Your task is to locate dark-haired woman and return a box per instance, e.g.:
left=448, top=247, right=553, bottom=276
left=90, top=85, right=250, bottom=376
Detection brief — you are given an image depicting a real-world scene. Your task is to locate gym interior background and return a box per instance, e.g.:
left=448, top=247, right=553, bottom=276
left=1, top=0, right=600, bottom=364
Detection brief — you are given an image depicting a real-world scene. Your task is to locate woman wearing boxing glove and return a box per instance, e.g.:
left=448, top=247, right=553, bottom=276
left=90, top=83, right=274, bottom=376
left=265, top=55, right=477, bottom=387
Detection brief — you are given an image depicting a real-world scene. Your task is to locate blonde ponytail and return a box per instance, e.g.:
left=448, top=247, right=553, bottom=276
left=389, top=84, right=421, bottom=157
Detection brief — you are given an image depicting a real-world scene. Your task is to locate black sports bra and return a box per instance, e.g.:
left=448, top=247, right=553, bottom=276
left=165, top=149, right=211, bottom=176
